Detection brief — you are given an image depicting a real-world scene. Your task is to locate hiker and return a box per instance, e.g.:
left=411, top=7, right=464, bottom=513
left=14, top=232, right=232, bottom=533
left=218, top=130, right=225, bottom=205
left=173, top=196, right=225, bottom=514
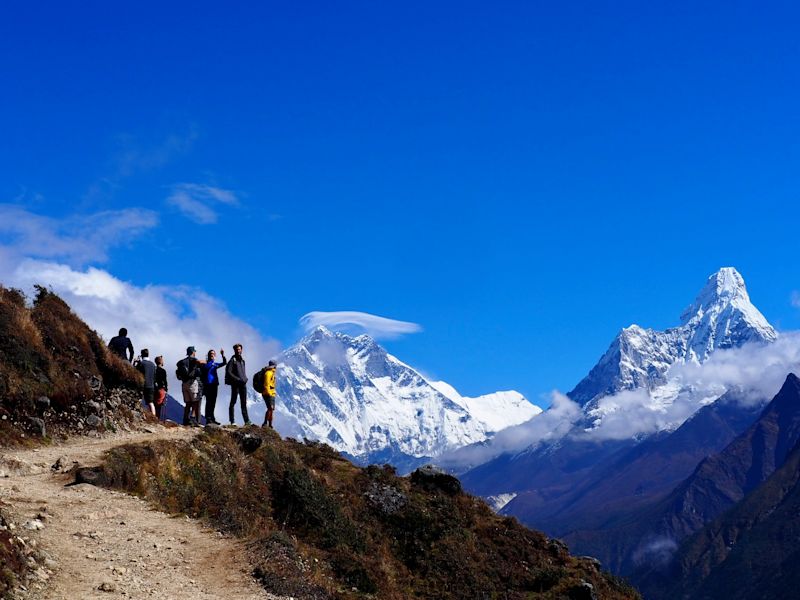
left=133, top=349, right=157, bottom=416
left=108, top=327, right=134, bottom=362
left=200, top=348, right=227, bottom=425
left=176, top=346, right=204, bottom=427
left=225, top=343, right=250, bottom=425
left=262, top=360, right=278, bottom=428
left=154, top=355, right=168, bottom=421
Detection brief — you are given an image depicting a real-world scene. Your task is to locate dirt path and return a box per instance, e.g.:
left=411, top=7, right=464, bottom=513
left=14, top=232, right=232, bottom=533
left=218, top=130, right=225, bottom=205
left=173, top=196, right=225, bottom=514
left=0, top=427, right=282, bottom=600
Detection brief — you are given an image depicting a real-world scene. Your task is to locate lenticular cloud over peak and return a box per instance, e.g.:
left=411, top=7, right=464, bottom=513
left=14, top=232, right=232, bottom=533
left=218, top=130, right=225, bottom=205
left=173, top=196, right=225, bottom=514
left=300, top=311, right=422, bottom=339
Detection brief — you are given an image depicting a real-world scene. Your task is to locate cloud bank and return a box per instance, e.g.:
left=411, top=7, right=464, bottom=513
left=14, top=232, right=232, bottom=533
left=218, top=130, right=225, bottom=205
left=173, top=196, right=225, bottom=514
left=3, top=259, right=280, bottom=419
left=167, top=183, right=240, bottom=224
left=444, top=335, right=800, bottom=468
left=300, top=311, right=422, bottom=340
left=0, top=204, right=159, bottom=264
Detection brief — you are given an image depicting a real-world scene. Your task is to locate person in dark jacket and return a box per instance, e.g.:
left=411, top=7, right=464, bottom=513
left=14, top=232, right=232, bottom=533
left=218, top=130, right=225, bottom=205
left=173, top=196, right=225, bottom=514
left=154, top=355, right=168, bottom=421
left=134, top=348, right=157, bottom=416
left=108, top=327, right=134, bottom=362
left=200, top=348, right=226, bottom=425
left=177, top=346, right=204, bottom=426
left=226, top=343, right=249, bottom=425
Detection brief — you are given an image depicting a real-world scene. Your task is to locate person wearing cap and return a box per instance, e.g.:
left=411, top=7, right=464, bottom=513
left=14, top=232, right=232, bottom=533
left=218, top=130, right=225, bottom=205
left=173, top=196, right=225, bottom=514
left=177, top=346, right=204, bottom=426
left=262, top=360, right=278, bottom=428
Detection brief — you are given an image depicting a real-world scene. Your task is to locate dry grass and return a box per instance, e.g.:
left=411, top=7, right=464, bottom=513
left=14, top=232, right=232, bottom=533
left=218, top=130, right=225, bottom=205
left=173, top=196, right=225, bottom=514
left=0, top=286, right=142, bottom=447
left=101, top=428, right=642, bottom=600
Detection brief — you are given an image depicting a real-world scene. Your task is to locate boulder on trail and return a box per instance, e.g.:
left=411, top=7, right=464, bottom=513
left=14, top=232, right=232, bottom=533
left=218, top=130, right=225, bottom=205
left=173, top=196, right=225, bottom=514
left=74, top=466, right=107, bottom=487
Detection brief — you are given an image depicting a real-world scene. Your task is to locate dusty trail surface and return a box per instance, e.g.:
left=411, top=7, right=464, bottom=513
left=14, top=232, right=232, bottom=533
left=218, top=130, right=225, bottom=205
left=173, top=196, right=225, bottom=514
left=0, top=427, right=279, bottom=599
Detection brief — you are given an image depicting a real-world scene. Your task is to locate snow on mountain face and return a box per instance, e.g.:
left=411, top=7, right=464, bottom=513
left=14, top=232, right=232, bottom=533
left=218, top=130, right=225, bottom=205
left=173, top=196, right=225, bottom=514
left=265, top=326, right=540, bottom=469
left=430, top=381, right=542, bottom=432
left=569, top=268, right=776, bottom=406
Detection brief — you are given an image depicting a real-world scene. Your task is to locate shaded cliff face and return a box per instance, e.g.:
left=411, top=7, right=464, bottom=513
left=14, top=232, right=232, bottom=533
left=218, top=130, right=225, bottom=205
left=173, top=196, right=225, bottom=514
left=99, top=428, right=641, bottom=600
left=0, top=286, right=143, bottom=447
left=636, top=437, right=800, bottom=600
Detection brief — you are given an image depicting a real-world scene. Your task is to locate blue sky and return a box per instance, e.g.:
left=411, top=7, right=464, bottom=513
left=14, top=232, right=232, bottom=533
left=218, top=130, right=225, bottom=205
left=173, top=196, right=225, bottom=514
left=2, top=1, right=800, bottom=404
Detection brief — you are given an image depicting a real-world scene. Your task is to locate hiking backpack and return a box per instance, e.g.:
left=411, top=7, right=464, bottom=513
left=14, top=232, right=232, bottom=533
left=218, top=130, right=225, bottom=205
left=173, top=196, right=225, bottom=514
left=176, top=358, right=192, bottom=382
left=252, top=367, right=267, bottom=393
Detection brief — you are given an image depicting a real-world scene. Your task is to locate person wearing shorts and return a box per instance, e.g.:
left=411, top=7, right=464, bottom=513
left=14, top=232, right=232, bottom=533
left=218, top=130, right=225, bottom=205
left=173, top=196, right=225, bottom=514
left=262, top=360, right=277, bottom=428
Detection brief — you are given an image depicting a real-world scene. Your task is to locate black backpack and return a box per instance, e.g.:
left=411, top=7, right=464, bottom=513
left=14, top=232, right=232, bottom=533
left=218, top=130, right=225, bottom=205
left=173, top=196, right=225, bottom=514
left=176, top=358, right=193, bottom=382
left=252, top=367, right=267, bottom=393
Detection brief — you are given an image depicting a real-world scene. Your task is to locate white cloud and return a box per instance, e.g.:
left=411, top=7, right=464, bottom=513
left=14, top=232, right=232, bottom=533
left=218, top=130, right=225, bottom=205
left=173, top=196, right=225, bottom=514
left=6, top=259, right=281, bottom=419
left=439, top=391, right=582, bottom=468
left=443, top=335, right=800, bottom=468
left=791, top=291, right=800, bottom=309
left=167, top=183, right=240, bottom=224
left=300, top=311, right=422, bottom=339
left=0, top=204, right=158, bottom=265
left=583, top=336, right=800, bottom=442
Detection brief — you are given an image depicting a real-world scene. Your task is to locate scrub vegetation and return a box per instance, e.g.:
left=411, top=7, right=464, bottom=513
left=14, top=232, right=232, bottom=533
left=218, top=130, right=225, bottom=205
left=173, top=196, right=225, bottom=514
left=100, top=428, right=641, bottom=599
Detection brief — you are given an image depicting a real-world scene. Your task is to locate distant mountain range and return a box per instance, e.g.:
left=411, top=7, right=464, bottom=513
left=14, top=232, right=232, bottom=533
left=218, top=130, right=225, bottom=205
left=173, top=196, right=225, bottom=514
left=246, top=326, right=541, bottom=472
left=460, top=267, right=786, bottom=584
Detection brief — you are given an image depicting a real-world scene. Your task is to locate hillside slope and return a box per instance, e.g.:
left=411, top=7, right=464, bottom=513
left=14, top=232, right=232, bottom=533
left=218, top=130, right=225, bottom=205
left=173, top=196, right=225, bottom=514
left=0, top=285, right=144, bottom=447
left=97, top=427, right=641, bottom=600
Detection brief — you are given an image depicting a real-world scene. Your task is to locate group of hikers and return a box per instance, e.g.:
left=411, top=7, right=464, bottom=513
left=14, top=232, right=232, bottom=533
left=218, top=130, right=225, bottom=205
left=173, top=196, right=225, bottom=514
left=107, top=328, right=278, bottom=428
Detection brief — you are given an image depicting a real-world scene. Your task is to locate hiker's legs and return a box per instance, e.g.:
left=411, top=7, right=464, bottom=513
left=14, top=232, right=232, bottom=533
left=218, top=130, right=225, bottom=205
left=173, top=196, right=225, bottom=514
left=204, top=384, right=219, bottom=423
left=143, top=388, right=156, bottom=417
left=262, top=394, right=275, bottom=428
left=181, top=382, right=193, bottom=425
left=229, top=385, right=238, bottom=423
left=238, top=383, right=250, bottom=423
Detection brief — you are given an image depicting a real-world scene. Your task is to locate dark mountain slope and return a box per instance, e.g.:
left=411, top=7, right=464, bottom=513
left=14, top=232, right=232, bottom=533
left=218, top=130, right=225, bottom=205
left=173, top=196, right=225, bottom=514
left=637, top=435, right=800, bottom=600
left=505, top=393, right=762, bottom=537
left=576, top=373, right=800, bottom=578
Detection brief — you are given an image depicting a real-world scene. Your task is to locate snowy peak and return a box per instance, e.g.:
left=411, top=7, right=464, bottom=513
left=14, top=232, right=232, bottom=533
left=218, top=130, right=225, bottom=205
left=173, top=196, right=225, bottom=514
left=679, top=267, right=776, bottom=360
left=271, top=329, right=541, bottom=470
left=569, top=268, right=776, bottom=405
left=681, top=267, right=748, bottom=321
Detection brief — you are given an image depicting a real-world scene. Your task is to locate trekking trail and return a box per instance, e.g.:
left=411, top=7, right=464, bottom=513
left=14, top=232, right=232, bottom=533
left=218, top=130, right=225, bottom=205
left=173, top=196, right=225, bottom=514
left=0, top=427, right=283, bottom=600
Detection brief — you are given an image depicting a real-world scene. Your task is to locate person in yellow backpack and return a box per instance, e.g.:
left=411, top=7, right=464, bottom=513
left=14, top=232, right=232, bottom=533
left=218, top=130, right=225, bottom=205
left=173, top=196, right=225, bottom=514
left=262, top=360, right=277, bottom=428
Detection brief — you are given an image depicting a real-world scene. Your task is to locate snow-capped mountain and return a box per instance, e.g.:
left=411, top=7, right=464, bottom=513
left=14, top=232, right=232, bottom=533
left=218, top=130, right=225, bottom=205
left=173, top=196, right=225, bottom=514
left=569, top=267, right=776, bottom=406
left=258, top=326, right=540, bottom=471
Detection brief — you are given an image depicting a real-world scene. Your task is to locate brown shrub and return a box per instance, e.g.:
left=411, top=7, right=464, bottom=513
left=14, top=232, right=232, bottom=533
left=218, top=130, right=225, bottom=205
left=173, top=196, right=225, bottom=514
left=99, top=428, right=642, bottom=600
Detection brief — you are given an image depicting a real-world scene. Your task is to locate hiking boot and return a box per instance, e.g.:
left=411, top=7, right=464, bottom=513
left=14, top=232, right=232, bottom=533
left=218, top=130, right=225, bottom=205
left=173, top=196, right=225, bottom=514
left=244, top=421, right=252, bottom=426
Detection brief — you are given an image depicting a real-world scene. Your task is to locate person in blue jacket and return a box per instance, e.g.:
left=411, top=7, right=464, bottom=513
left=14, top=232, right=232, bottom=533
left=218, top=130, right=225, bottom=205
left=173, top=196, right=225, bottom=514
left=200, top=348, right=227, bottom=425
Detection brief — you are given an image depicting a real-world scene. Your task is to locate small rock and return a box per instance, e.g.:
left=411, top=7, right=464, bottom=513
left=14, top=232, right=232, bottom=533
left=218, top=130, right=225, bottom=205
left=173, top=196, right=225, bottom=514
left=410, top=465, right=462, bottom=495
left=567, top=581, right=597, bottom=600
left=23, top=519, right=44, bottom=531
left=98, top=581, right=117, bottom=592
left=35, top=396, right=51, bottom=412
left=26, top=417, right=46, bottom=437
left=74, top=466, right=107, bottom=486
left=51, top=456, right=69, bottom=472
left=89, top=376, right=102, bottom=392
left=85, top=414, right=102, bottom=428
